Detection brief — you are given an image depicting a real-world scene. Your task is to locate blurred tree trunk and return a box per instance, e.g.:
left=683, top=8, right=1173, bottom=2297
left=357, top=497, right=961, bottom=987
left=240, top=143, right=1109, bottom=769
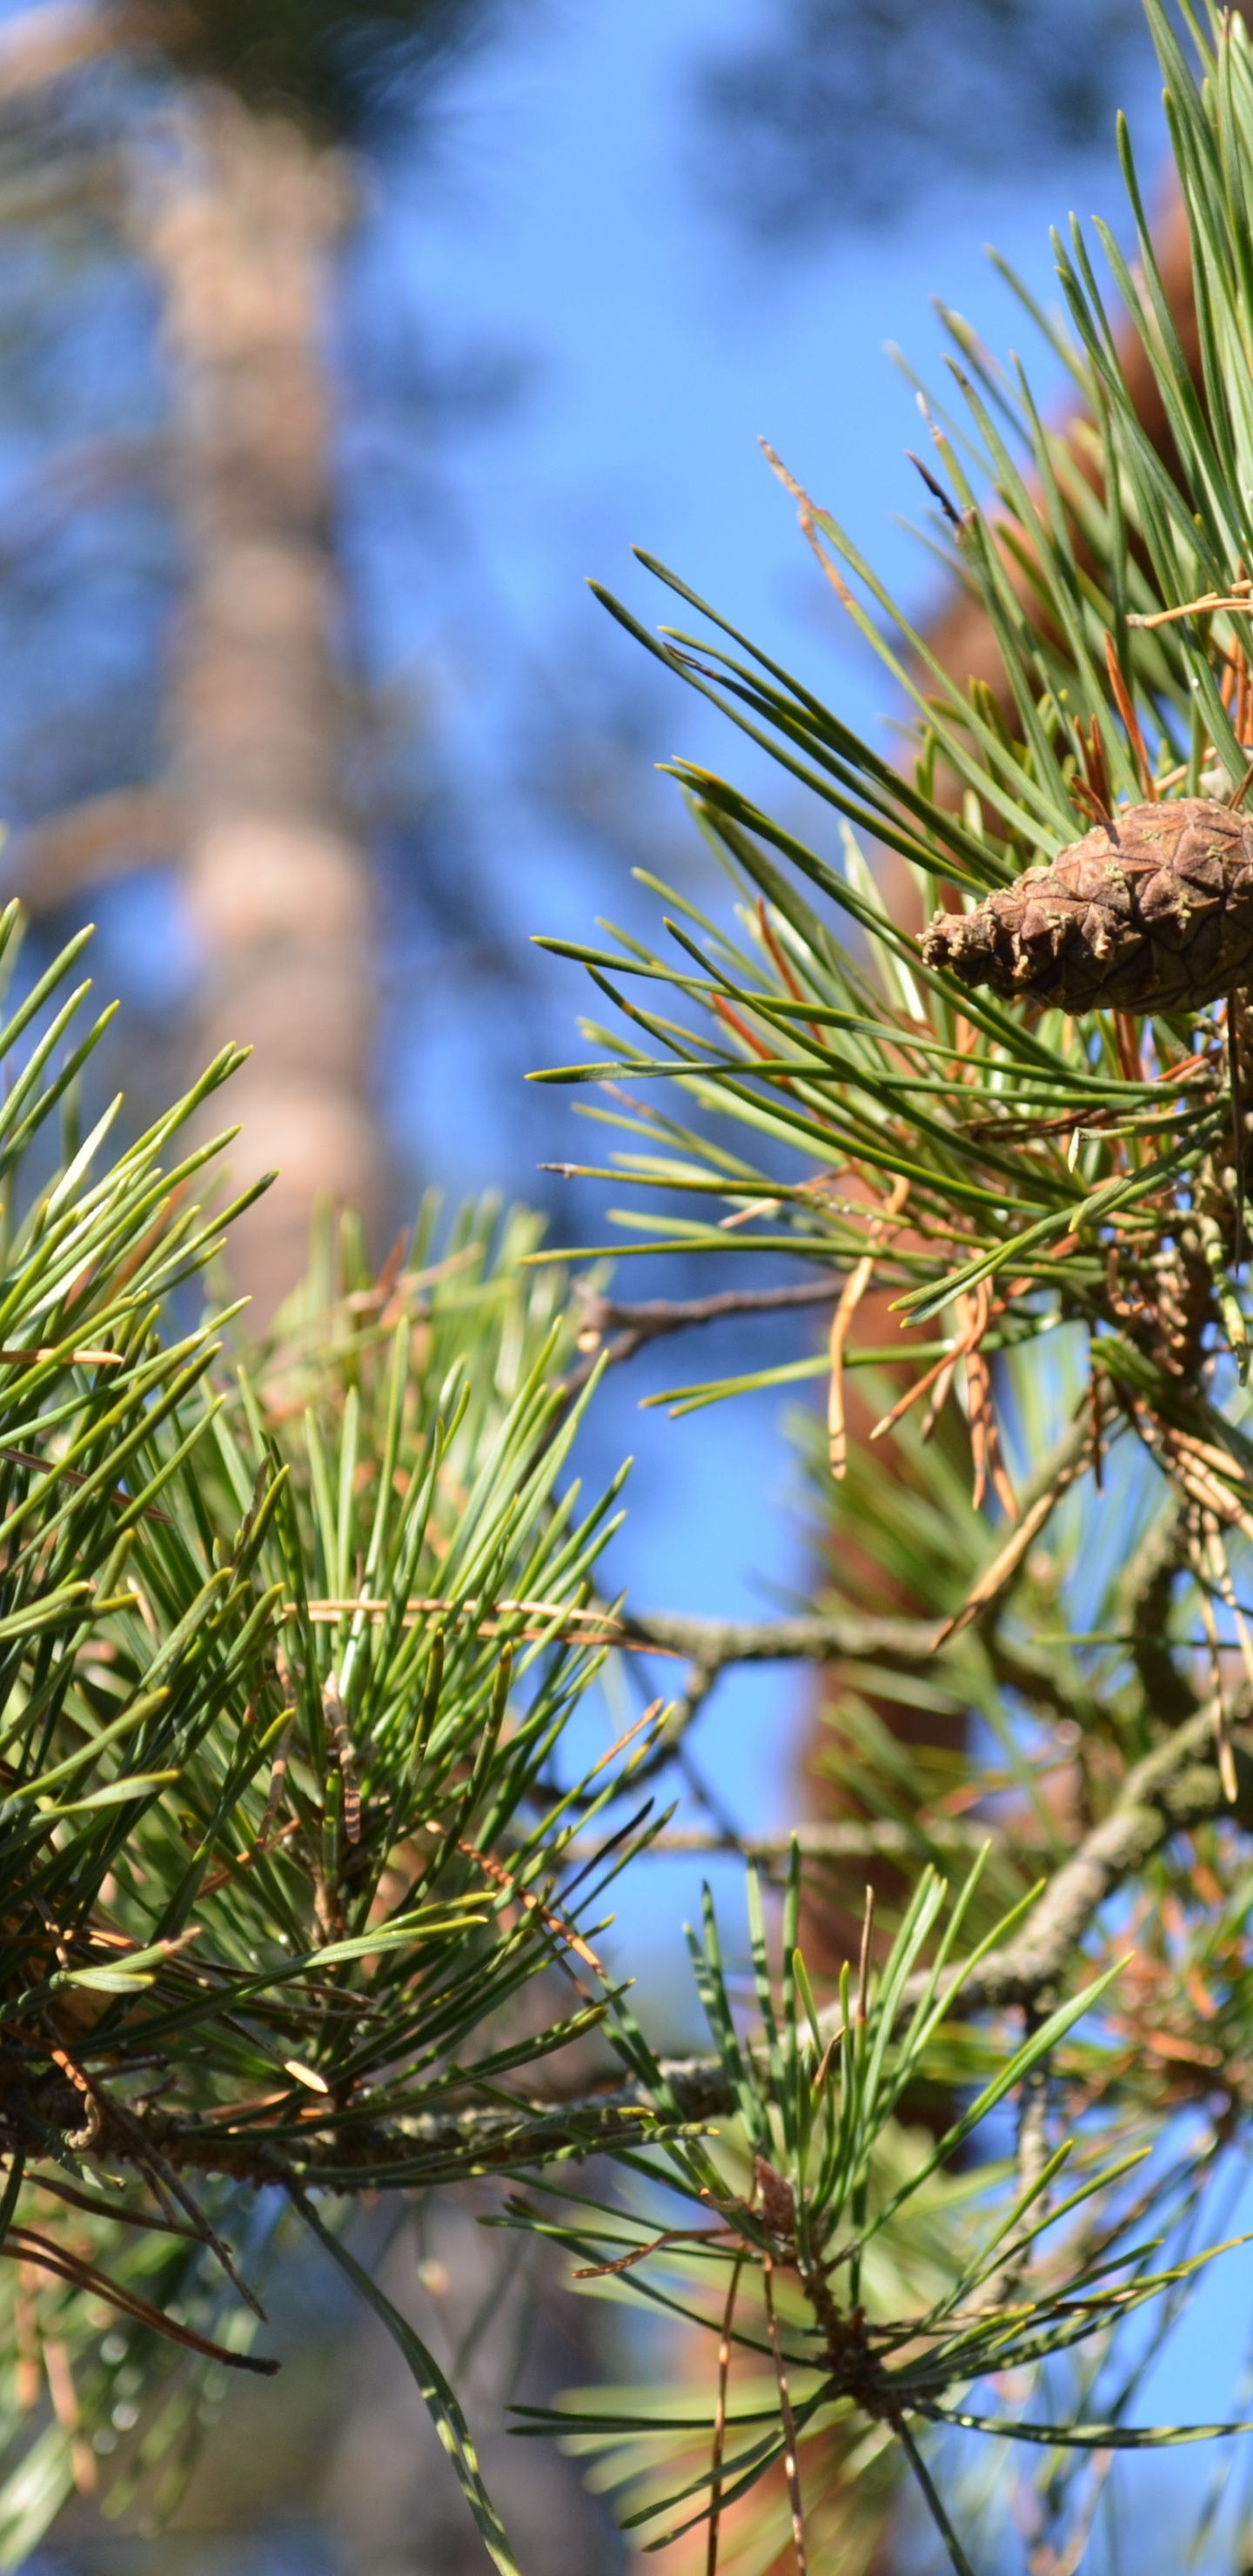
left=130, top=90, right=381, bottom=1316
left=0, top=8, right=385, bottom=1317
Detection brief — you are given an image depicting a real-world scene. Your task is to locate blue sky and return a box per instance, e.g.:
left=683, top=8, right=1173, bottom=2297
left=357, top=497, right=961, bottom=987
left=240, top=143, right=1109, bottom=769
left=335, top=0, right=1169, bottom=1980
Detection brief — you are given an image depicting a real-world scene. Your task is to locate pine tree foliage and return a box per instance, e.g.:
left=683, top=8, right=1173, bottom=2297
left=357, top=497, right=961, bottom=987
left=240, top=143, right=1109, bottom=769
left=537, top=0, right=1253, bottom=1532
left=0, top=907, right=663, bottom=2566
left=695, top=0, right=1150, bottom=235
left=18, top=6, right=1253, bottom=2573
left=516, top=6, right=1253, bottom=2567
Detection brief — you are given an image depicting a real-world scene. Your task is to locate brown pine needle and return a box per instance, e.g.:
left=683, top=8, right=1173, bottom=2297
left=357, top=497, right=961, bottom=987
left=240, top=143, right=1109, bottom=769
left=105, top=2097, right=268, bottom=2324
left=1073, top=714, right=1114, bottom=827
left=760, top=439, right=856, bottom=611
left=1228, top=752, right=1253, bottom=811
left=1112, top=1012, right=1143, bottom=1082
left=829, top=1177, right=909, bottom=1477
left=573, top=2224, right=734, bottom=2283
left=1131, top=1404, right=1253, bottom=1547
left=285, top=1595, right=653, bottom=1647
left=828, top=1252, right=875, bottom=1480
left=0, top=2227, right=277, bottom=2374
left=857, top=1884, right=875, bottom=2027
left=713, top=989, right=790, bottom=1076
left=1104, top=633, right=1157, bottom=798
left=431, top=1827, right=602, bottom=1971
left=870, top=1323, right=978, bottom=1446
left=1203, top=1519, right=1253, bottom=1704
left=586, top=1701, right=665, bottom=1782
left=1129, top=584, right=1253, bottom=627
left=871, top=1259, right=1053, bottom=1451
left=919, top=1352, right=960, bottom=1445
left=934, top=1442, right=1089, bottom=1645
left=963, top=1281, right=1016, bottom=1520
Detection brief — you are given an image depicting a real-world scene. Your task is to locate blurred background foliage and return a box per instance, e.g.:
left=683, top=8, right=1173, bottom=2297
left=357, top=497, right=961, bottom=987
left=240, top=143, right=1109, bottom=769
left=696, top=0, right=1156, bottom=234
left=107, top=0, right=506, bottom=133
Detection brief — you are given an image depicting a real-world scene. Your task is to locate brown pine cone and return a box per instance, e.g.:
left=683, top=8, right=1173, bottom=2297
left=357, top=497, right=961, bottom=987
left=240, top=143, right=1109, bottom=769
left=921, top=799, right=1253, bottom=1014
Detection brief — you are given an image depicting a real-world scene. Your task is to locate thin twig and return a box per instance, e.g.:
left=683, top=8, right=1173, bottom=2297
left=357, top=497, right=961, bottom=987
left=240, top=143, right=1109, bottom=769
left=618, top=1607, right=939, bottom=1666
left=552, top=1273, right=844, bottom=1399
left=559, top=1820, right=1008, bottom=1865
left=707, top=2255, right=744, bottom=2576
left=763, top=2257, right=807, bottom=2575
left=103, top=2096, right=267, bottom=2323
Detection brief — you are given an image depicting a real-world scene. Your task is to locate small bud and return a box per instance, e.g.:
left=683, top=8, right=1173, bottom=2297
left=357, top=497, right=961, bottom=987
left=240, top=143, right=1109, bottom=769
left=754, top=2156, right=796, bottom=2239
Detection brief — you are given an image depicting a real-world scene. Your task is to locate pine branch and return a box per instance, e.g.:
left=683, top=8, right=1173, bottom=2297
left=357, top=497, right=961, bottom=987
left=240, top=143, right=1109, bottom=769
left=619, top=1606, right=938, bottom=1664
left=566, top=1820, right=1005, bottom=1862
left=557, top=1273, right=842, bottom=1395
left=939, top=1693, right=1253, bottom=2013
left=116, top=2092, right=684, bottom=2190
left=462, top=1694, right=1253, bottom=2141
left=60, top=1687, right=1244, bottom=2204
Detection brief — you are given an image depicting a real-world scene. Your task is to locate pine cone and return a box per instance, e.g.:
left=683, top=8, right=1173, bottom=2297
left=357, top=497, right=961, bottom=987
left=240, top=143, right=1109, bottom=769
left=921, top=799, right=1253, bottom=1014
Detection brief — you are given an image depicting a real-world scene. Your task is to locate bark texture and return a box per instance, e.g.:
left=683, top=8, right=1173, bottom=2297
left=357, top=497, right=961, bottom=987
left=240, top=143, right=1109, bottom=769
left=129, top=91, right=381, bottom=1316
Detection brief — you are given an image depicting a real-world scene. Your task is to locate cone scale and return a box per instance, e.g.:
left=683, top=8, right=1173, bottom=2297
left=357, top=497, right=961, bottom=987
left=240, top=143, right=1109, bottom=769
left=921, top=799, right=1253, bottom=1015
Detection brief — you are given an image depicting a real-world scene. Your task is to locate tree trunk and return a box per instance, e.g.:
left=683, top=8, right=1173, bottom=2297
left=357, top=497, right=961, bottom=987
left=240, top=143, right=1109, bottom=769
left=128, top=90, right=382, bottom=1318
